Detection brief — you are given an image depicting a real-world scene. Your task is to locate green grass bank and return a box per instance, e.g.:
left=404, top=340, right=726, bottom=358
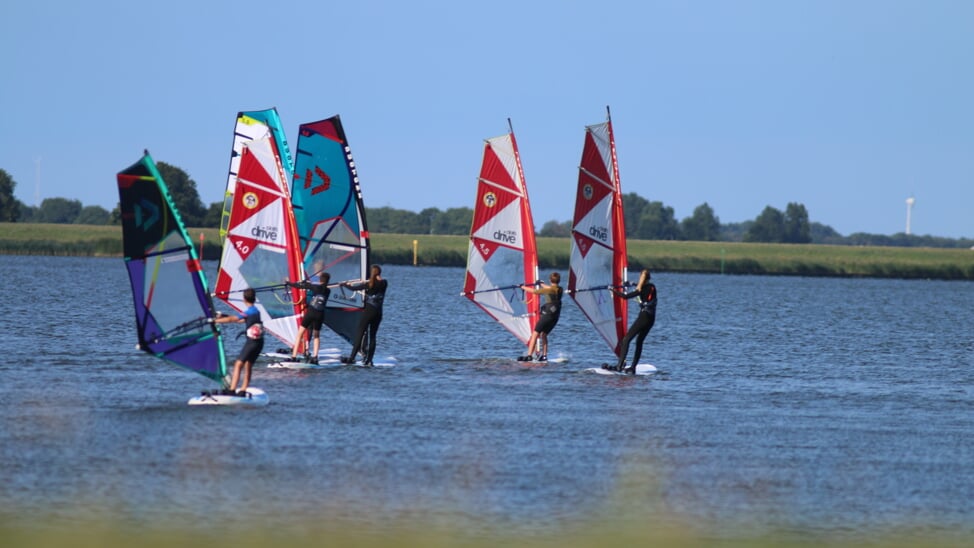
left=1, top=223, right=973, bottom=280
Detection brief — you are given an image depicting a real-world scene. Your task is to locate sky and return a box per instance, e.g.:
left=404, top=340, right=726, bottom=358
left=1, top=0, right=972, bottom=238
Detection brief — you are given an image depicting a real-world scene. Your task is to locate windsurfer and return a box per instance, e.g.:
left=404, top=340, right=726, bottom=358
left=518, top=272, right=563, bottom=362
left=607, top=269, right=657, bottom=374
left=286, top=272, right=331, bottom=364
left=215, top=287, right=263, bottom=393
left=340, top=265, right=388, bottom=366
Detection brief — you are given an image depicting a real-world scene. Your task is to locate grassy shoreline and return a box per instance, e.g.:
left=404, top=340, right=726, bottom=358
left=1, top=222, right=973, bottom=280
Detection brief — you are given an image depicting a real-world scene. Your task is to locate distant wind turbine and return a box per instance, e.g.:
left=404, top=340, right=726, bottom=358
left=905, top=196, right=915, bottom=235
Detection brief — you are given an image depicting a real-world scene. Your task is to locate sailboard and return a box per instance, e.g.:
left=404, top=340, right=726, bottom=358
left=584, top=364, right=658, bottom=376
left=117, top=150, right=267, bottom=406
left=462, top=119, right=539, bottom=345
left=220, top=108, right=293, bottom=241
left=214, top=133, right=305, bottom=353
left=570, top=107, right=655, bottom=374
left=290, top=115, right=370, bottom=345
left=569, top=106, right=628, bottom=356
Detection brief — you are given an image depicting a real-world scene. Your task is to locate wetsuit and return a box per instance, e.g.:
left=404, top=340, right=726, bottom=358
left=533, top=284, right=563, bottom=334
left=346, top=279, right=388, bottom=365
left=612, top=283, right=657, bottom=371
left=236, top=304, right=264, bottom=363
left=290, top=280, right=330, bottom=331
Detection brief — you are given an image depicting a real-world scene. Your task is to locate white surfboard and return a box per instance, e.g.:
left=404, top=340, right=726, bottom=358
left=188, top=387, right=270, bottom=406
left=585, top=363, right=657, bottom=376
left=267, top=356, right=398, bottom=369
left=513, top=354, right=571, bottom=364
left=261, top=347, right=343, bottom=361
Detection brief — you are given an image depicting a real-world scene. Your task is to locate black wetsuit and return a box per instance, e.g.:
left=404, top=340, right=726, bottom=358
left=346, top=279, right=388, bottom=364
left=533, top=285, right=563, bottom=334
left=236, top=305, right=264, bottom=363
left=613, top=283, right=657, bottom=371
left=290, top=281, right=330, bottom=331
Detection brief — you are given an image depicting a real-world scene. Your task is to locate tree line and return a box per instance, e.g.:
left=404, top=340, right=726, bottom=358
left=1, top=165, right=971, bottom=248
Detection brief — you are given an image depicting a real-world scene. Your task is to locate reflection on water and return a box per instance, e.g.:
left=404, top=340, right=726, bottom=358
left=0, top=256, right=972, bottom=538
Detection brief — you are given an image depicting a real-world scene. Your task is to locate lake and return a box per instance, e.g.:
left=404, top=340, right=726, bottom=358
left=1, top=255, right=972, bottom=540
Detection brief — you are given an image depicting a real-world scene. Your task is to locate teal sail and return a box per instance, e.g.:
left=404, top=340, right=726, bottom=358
left=118, top=151, right=227, bottom=383
left=291, top=115, right=370, bottom=344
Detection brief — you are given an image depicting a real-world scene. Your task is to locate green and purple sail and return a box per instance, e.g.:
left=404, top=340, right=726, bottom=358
left=291, top=115, right=370, bottom=345
left=118, top=151, right=227, bottom=383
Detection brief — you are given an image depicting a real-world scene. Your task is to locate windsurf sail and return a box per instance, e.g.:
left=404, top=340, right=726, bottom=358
left=462, top=119, right=539, bottom=345
left=215, top=133, right=305, bottom=350
left=290, top=115, right=370, bottom=345
left=221, top=108, right=293, bottom=240
left=117, top=151, right=227, bottom=383
left=569, top=106, right=629, bottom=356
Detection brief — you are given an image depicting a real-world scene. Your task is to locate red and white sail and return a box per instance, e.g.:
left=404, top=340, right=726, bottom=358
left=215, top=133, right=305, bottom=349
left=463, top=121, right=539, bottom=345
left=569, top=107, right=629, bottom=356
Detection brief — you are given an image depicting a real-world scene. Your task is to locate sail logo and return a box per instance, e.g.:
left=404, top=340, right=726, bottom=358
left=242, top=192, right=259, bottom=210
left=134, top=199, right=160, bottom=231
left=493, top=229, right=518, bottom=245
left=482, top=192, right=497, bottom=208
left=589, top=225, right=609, bottom=242
left=251, top=225, right=279, bottom=241
left=583, top=184, right=594, bottom=201
left=296, top=166, right=331, bottom=196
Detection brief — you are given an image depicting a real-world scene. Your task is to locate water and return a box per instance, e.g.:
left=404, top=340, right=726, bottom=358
left=1, top=256, right=973, bottom=538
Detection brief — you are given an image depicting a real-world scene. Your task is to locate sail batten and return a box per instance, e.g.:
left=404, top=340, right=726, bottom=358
left=118, top=151, right=227, bottom=383
left=221, top=108, right=293, bottom=241
left=215, top=134, right=305, bottom=350
left=290, top=115, right=370, bottom=345
left=569, top=108, right=629, bottom=356
left=463, top=124, right=539, bottom=346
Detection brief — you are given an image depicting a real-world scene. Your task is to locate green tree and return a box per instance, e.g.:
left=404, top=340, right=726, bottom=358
left=0, top=168, right=24, bottom=222
left=204, top=201, right=223, bottom=228
left=36, top=197, right=82, bottom=224
left=783, top=202, right=811, bottom=243
left=74, top=205, right=111, bottom=225
left=19, top=203, right=37, bottom=222
left=539, top=219, right=572, bottom=237
left=621, top=192, right=650, bottom=238
left=681, top=202, right=721, bottom=241
left=156, top=162, right=206, bottom=227
left=635, top=201, right=681, bottom=240
left=745, top=206, right=785, bottom=242
left=437, top=207, right=473, bottom=235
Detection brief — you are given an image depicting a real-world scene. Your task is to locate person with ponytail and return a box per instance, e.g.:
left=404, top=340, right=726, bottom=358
left=606, top=268, right=657, bottom=374
left=340, top=265, right=388, bottom=366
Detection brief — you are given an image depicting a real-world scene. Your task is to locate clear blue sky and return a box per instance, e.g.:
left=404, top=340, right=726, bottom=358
left=2, top=0, right=972, bottom=238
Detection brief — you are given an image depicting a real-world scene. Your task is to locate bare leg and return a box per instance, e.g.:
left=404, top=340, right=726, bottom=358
left=240, top=361, right=253, bottom=392
left=540, top=333, right=549, bottom=358
left=292, top=327, right=307, bottom=358
left=525, top=332, right=539, bottom=358
left=229, top=360, right=243, bottom=390
left=311, top=330, right=320, bottom=357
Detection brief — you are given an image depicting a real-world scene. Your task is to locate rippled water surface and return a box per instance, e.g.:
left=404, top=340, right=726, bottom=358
left=1, top=256, right=972, bottom=538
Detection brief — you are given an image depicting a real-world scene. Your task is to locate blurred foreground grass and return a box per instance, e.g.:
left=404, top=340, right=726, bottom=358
left=1, top=517, right=969, bottom=548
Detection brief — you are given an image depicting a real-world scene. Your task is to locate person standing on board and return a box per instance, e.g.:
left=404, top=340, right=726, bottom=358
left=518, top=271, right=563, bottom=362
left=340, top=265, right=388, bottom=366
left=606, top=268, right=657, bottom=374
left=214, top=287, right=263, bottom=394
left=286, top=272, right=331, bottom=364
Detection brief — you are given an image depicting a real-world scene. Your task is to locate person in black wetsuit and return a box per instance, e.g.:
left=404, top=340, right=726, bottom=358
left=340, top=265, right=387, bottom=366
left=518, top=271, right=563, bottom=362
left=286, top=272, right=331, bottom=364
left=214, top=288, right=263, bottom=393
left=607, top=268, right=657, bottom=374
